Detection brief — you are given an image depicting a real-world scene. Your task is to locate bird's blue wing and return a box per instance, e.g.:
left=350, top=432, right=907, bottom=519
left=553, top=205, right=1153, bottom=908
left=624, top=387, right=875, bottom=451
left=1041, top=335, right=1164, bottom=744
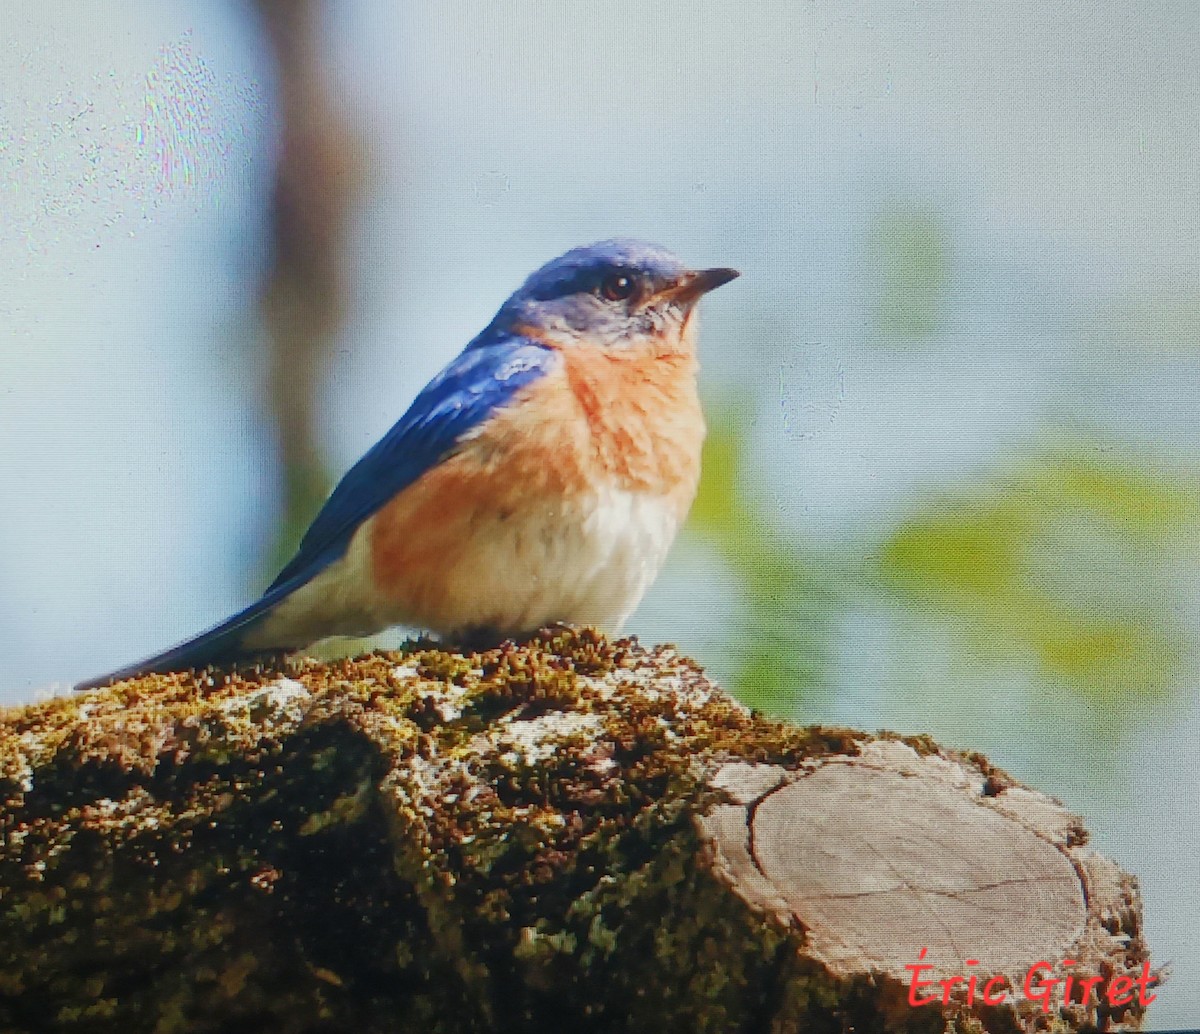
left=74, top=334, right=556, bottom=690
left=267, top=334, right=557, bottom=591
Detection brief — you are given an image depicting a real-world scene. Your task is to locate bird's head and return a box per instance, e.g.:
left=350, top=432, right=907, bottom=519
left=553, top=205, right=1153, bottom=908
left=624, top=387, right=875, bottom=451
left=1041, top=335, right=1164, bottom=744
left=491, top=239, right=739, bottom=355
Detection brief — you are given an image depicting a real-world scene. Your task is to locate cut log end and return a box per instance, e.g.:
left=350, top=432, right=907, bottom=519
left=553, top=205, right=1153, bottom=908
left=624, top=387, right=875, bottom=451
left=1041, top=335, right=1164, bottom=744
left=699, top=744, right=1151, bottom=1030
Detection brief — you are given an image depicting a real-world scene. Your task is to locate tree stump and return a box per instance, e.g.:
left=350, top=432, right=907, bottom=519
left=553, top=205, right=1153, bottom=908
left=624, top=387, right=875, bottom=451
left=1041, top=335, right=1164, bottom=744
left=0, top=629, right=1153, bottom=1032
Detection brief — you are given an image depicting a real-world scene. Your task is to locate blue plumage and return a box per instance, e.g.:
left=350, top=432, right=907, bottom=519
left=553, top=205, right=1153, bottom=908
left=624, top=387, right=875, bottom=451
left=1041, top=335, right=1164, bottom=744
left=77, top=332, right=556, bottom=689
left=78, top=238, right=737, bottom=690
left=263, top=242, right=689, bottom=593
left=513, top=238, right=688, bottom=302
left=269, top=333, right=555, bottom=590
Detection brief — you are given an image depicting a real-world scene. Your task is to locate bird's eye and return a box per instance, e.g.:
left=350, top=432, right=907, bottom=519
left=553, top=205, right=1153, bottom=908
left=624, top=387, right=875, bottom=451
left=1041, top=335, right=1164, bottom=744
left=598, top=272, right=637, bottom=302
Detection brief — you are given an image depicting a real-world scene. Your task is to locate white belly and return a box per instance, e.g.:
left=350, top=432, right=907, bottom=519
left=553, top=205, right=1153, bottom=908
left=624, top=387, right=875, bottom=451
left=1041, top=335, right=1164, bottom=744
left=423, top=484, right=683, bottom=635
left=250, top=485, right=684, bottom=646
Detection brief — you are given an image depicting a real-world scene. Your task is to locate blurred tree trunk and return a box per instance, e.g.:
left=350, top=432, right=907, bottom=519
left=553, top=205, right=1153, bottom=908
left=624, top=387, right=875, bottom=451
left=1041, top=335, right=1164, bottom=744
left=253, top=0, right=361, bottom=574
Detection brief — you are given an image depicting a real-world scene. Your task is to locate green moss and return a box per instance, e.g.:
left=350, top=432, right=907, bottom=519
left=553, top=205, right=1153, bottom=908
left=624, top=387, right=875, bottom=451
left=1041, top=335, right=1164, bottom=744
left=0, top=628, right=1131, bottom=1033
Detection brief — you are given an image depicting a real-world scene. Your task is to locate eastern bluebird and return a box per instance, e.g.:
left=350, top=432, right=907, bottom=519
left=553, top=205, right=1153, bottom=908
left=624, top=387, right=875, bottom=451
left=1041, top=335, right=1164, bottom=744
left=79, top=240, right=738, bottom=689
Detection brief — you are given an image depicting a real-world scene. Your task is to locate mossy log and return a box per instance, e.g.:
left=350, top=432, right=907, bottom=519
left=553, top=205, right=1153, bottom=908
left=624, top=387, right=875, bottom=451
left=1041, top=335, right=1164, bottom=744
left=0, top=629, right=1152, bottom=1033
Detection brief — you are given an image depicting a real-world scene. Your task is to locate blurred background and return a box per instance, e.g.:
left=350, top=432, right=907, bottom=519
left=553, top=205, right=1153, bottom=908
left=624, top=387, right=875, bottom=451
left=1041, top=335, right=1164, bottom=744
left=2, top=1, right=1198, bottom=1024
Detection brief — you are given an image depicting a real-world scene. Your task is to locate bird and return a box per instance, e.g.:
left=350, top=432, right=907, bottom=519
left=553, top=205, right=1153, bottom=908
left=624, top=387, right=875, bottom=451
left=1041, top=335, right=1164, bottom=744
left=78, top=239, right=739, bottom=690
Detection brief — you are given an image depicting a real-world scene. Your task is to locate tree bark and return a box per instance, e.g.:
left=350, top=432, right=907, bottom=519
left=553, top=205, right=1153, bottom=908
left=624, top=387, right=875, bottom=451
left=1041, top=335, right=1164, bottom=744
left=0, top=629, right=1153, bottom=1033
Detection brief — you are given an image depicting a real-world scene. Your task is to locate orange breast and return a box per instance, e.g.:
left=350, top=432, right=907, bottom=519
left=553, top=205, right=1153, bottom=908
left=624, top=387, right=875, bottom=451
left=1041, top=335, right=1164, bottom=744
left=367, top=351, right=704, bottom=618
left=557, top=345, right=705, bottom=496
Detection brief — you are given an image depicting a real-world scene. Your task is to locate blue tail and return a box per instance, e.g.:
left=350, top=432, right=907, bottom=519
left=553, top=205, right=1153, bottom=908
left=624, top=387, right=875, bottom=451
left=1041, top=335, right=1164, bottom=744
left=75, top=581, right=301, bottom=691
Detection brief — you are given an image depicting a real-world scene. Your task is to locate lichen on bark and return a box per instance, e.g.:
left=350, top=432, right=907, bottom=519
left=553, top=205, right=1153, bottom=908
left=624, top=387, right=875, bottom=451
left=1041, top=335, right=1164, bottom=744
left=0, top=628, right=1150, bottom=1033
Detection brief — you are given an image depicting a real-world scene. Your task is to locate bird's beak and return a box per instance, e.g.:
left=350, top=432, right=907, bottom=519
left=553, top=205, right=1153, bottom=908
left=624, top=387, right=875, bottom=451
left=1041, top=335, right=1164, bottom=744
left=657, top=266, right=740, bottom=306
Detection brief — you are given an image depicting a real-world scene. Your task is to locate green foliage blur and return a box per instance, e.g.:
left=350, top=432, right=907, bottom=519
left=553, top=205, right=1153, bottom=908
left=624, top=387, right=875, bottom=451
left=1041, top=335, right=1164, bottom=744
left=877, top=453, right=1198, bottom=699
left=685, top=202, right=1200, bottom=730
left=689, top=403, right=846, bottom=715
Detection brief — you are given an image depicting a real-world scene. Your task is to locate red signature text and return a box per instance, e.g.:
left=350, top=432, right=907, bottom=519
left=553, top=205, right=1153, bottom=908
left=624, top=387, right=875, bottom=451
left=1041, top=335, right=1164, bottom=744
left=904, top=948, right=1156, bottom=1011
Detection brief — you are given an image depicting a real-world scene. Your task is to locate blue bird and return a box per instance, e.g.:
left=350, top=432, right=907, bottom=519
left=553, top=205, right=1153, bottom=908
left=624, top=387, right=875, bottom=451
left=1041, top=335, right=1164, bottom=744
left=79, top=240, right=738, bottom=689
